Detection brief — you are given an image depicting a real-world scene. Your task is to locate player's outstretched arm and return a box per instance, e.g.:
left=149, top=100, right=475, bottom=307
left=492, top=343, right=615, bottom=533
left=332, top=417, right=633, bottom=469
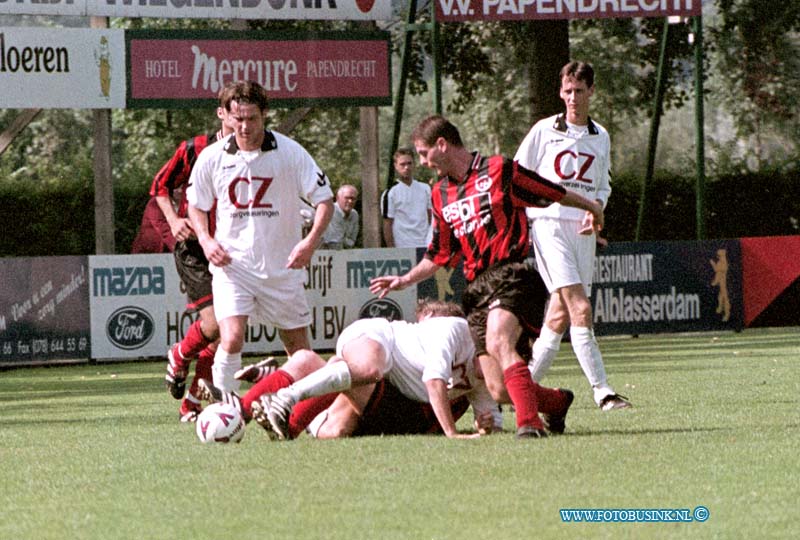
left=369, top=257, right=441, bottom=298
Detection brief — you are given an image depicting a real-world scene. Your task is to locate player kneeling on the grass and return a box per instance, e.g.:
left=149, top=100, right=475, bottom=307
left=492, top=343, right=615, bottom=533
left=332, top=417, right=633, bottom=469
left=198, top=300, right=574, bottom=440
left=251, top=300, right=500, bottom=439
left=257, top=300, right=572, bottom=440
left=198, top=300, right=503, bottom=440
left=369, top=115, right=600, bottom=439
left=262, top=305, right=493, bottom=440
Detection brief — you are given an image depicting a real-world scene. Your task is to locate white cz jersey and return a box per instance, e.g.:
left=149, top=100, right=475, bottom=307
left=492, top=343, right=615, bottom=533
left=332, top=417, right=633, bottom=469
left=337, top=317, right=499, bottom=421
left=187, top=130, right=333, bottom=281
left=515, top=113, right=611, bottom=221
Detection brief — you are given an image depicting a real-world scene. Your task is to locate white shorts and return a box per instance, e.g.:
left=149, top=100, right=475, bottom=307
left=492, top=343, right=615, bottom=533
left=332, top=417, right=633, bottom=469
left=531, top=217, right=596, bottom=296
left=211, top=266, right=311, bottom=329
left=335, top=318, right=395, bottom=375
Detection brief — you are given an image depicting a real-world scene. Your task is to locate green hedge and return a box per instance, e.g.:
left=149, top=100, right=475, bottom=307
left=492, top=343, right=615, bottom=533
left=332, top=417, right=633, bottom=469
left=2, top=170, right=798, bottom=257
left=0, top=180, right=148, bottom=257
left=605, top=171, right=800, bottom=242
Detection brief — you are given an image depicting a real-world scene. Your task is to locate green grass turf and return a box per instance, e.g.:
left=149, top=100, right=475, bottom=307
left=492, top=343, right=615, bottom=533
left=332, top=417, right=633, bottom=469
left=1, top=328, right=798, bottom=540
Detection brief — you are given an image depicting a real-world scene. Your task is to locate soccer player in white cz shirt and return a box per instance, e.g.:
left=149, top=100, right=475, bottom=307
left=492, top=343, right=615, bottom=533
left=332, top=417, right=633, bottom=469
left=514, top=61, right=630, bottom=411
left=187, top=81, right=334, bottom=393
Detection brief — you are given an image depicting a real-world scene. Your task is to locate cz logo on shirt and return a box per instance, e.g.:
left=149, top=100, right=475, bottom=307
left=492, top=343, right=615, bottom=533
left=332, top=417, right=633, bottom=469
left=228, top=177, right=274, bottom=209
left=553, top=150, right=595, bottom=183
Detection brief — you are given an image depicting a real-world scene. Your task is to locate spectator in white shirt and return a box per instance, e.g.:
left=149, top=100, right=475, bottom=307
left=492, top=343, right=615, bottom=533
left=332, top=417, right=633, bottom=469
left=382, top=148, right=432, bottom=248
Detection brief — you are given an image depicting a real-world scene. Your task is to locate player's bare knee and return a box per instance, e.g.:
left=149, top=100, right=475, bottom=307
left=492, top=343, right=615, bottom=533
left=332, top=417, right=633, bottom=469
left=547, top=310, right=570, bottom=334
left=200, top=320, right=220, bottom=342
left=348, top=361, right=383, bottom=384
left=485, top=335, right=516, bottom=368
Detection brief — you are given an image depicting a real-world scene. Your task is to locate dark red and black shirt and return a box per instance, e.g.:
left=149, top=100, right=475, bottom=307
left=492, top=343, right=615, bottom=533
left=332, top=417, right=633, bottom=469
left=149, top=130, right=223, bottom=218
left=426, top=152, right=566, bottom=282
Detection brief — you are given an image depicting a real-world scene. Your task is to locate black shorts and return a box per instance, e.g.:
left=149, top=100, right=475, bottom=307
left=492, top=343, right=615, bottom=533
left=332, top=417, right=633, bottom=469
left=353, top=380, right=471, bottom=437
left=173, top=239, right=212, bottom=312
left=461, top=260, right=549, bottom=359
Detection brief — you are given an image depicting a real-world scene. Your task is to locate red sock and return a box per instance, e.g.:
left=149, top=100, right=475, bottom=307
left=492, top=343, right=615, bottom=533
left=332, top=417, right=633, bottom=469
left=288, top=393, right=338, bottom=439
left=241, top=370, right=294, bottom=417
left=536, top=386, right=568, bottom=415
left=179, top=320, right=212, bottom=359
left=503, top=361, right=544, bottom=429
left=186, top=346, right=214, bottom=398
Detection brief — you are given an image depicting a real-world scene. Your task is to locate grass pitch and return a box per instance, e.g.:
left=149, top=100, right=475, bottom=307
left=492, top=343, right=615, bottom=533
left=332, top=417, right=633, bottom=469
left=1, top=328, right=798, bottom=540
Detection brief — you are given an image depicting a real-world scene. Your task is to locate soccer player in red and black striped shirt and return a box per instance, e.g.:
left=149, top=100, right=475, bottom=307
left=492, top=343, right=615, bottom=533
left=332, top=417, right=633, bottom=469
left=148, top=104, right=233, bottom=423
left=370, top=115, right=604, bottom=438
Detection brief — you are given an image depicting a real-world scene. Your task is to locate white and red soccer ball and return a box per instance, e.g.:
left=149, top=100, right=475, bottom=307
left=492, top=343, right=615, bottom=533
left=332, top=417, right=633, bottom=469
left=196, top=402, right=245, bottom=444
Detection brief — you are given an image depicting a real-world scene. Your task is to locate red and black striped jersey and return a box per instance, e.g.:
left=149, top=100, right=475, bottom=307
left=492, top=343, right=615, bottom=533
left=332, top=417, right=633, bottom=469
left=425, top=152, right=566, bottom=282
left=148, top=130, right=224, bottom=218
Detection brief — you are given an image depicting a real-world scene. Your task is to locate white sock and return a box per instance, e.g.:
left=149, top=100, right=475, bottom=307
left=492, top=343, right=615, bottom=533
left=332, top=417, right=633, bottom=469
left=592, top=385, right=616, bottom=406
left=569, top=326, right=610, bottom=403
left=282, top=361, right=352, bottom=405
left=529, top=326, right=563, bottom=382
left=212, top=347, right=242, bottom=393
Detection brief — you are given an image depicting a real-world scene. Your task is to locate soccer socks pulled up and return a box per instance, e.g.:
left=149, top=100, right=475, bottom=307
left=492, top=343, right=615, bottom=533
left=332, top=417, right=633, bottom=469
left=288, top=393, right=338, bottom=439
left=503, top=361, right=544, bottom=430
left=535, top=386, right=570, bottom=415
left=187, top=349, right=215, bottom=397
left=179, top=320, right=213, bottom=359
left=282, top=361, right=352, bottom=405
left=212, top=347, right=242, bottom=393
left=241, top=370, right=295, bottom=418
left=529, top=326, right=563, bottom=382
left=570, top=326, right=615, bottom=405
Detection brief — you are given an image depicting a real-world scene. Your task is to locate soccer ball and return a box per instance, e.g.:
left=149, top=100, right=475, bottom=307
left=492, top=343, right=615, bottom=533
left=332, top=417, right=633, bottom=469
left=195, top=402, right=246, bottom=444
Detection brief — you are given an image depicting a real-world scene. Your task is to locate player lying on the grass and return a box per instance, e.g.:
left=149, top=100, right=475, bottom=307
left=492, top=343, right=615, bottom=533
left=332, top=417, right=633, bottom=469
left=199, top=300, right=504, bottom=440
left=249, top=300, right=571, bottom=439
left=369, top=115, right=600, bottom=439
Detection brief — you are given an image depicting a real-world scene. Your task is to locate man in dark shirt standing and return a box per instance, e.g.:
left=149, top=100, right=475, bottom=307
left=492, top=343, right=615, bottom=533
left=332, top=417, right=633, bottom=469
left=370, top=115, right=604, bottom=438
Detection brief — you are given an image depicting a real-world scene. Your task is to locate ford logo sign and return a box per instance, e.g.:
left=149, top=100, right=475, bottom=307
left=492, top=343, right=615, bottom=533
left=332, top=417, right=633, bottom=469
left=106, top=306, right=155, bottom=350
left=359, top=298, right=403, bottom=321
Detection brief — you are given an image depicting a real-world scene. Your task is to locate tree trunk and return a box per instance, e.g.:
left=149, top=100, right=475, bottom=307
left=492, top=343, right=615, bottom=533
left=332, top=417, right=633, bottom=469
left=521, top=20, right=571, bottom=125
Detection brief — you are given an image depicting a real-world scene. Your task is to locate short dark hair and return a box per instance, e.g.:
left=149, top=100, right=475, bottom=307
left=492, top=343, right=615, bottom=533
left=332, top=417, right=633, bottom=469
left=415, top=298, right=465, bottom=320
left=411, top=115, right=464, bottom=148
left=560, top=61, right=594, bottom=88
left=393, top=147, right=414, bottom=162
left=220, top=80, right=269, bottom=113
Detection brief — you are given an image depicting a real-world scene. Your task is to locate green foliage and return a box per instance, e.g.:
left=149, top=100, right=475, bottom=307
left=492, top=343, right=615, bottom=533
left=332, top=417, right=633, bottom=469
left=707, top=1, right=800, bottom=167
left=2, top=167, right=798, bottom=256
left=0, top=179, right=94, bottom=256
left=3, top=6, right=800, bottom=254
left=286, top=107, right=362, bottom=190
left=2, top=328, right=799, bottom=540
